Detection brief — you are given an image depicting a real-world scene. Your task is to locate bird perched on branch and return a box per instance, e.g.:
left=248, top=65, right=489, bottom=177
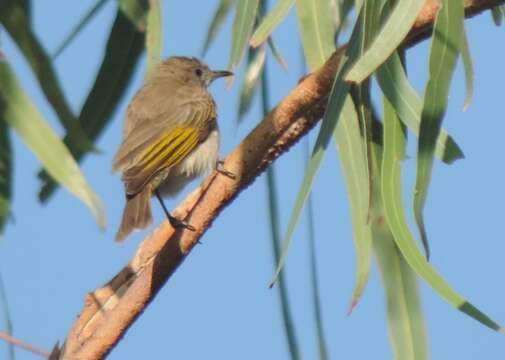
left=112, top=56, right=233, bottom=241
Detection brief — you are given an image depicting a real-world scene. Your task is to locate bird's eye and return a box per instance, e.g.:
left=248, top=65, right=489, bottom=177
left=195, top=68, right=203, bottom=77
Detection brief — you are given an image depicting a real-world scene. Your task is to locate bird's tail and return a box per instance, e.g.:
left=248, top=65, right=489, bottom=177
left=115, top=187, right=152, bottom=242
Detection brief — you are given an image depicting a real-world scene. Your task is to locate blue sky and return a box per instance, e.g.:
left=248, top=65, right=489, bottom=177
left=0, top=1, right=504, bottom=359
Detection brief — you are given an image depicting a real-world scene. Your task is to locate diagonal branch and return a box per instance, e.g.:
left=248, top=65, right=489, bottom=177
left=57, top=1, right=504, bottom=358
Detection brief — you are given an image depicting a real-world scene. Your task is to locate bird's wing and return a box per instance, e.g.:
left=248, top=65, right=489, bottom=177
left=121, top=127, right=201, bottom=195
left=113, top=92, right=216, bottom=196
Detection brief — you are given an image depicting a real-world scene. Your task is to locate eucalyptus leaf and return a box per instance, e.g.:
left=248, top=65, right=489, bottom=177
left=250, top=0, right=295, bottom=47
left=376, top=52, right=464, bottom=164
left=145, top=0, right=162, bottom=79
left=0, top=0, right=93, bottom=151
left=238, top=46, right=266, bottom=121
left=381, top=94, right=502, bottom=332
left=53, top=0, right=110, bottom=59
left=119, top=0, right=149, bottom=31
left=227, top=0, right=260, bottom=86
left=0, top=117, right=12, bottom=235
left=38, top=8, right=145, bottom=201
left=295, top=0, right=336, bottom=70
left=334, top=95, right=372, bottom=312
left=461, top=28, right=474, bottom=111
left=201, top=0, right=234, bottom=55
left=372, top=104, right=428, bottom=360
left=0, top=61, right=105, bottom=229
left=345, top=0, right=425, bottom=83
left=413, top=0, right=464, bottom=259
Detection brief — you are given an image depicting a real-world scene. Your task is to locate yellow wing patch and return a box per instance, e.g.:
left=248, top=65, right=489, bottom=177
left=122, top=127, right=200, bottom=195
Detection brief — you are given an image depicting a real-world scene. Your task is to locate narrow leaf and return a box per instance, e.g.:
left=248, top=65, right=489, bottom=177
left=381, top=94, right=502, bottom=332
left=304, top=139, right=328, bottom=360
left=261, top=62, right=300, bottom=360
left=413, top=0, right=464, bottom=259
left=145, top=0, right=162, bottom=79
left=238, top=46, right=266, bottom=121
left=491, top=6, right=504, bottom=26
left=227, top=0, right=260, bottom=85
left=119, top=0, right=149, bottom=31
left=38, top=8, right=145, bottom=201
left=460, top=28, right=473, bottom=111
left=0, top=118, right=12, bottom=235
left=345, top=0, right=425, bottom=83
left=376, top=52, right=464, bottom=164
left=52, top=0, right=110, bottom=59
left=0, top=61, right=105, bottom=229
left=373, top=104, right=428, bottom=360
left=269, top=93, right=353, bottom=286
left=334, top=96, right=372, bottom=312
left=374, top=227, right=428, bottom=360
left=201, top=0, right=234, bottom=55
left=250, top=0, right=294, bottom=47
left=0, top=0, right=94, bottom=151
left=270, top=9, right=367, bottom=285
left=340, top=0, right=382, bottom=312
left=267, top=37, right=288, bottom=70
left=295, top=0, right=336, bottom=70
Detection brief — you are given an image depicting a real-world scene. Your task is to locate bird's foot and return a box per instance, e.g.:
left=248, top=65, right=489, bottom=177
left=168, top=213, right=196, bottom=232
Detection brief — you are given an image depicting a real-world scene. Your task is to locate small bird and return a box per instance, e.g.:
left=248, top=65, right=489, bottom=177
left=112, top=56, right=233, bottom=242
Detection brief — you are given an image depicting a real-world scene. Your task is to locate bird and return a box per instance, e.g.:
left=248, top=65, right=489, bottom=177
left=112, top=56, right=233, bottom=242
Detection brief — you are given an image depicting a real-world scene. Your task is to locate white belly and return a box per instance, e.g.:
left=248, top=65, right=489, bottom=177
left=157, top=129, right=219, bottom=197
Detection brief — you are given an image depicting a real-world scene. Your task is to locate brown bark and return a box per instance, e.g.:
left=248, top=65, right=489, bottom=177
left=57, top=1, right=504, bottom=358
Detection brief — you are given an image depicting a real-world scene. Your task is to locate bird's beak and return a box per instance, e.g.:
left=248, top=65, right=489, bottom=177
left=211, top=70, right=234, bottom=80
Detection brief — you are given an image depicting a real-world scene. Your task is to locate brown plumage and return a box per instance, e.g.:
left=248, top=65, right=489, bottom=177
left=112, top=57, right=232, bottom=241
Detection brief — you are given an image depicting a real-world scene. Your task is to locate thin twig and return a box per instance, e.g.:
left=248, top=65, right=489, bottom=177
left=0, top=332, right=50, bottom=358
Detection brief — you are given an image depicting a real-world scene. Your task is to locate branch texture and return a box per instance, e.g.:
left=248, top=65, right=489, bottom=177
left=58, top=1, right=503, bottom=358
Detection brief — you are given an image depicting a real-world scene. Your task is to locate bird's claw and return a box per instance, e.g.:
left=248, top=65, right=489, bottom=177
left=168, top=215, right=196, bottom=231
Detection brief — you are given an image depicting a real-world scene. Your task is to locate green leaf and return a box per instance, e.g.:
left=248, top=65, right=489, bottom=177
left=269, top=93, right=353, bottom=286
left=250, top=0, right=294, bottom=47
left=267, top=37, right=288, bottom=70
left=52, top=0, right=110, bottom=59
left=145, top=0, right=162, bottom=79
left=332, top=0, right=354, bottom=45
left=413, top=0, right=464, bottom=260
left=38, top=8, right=145, bottom=201
left=0, top=117, right=12, bottom=235
left=334, top=95, right=372, bottom=313
left=374, top=227, right=428, bottom=360
left=201, top=0, right=234, bottom=55
left=295, top=0, right=336, bottom=70
left=227, top=0, right=260, bottom=85
left=340, top=0, right=382, bottom=312
left=119, top=0, right=149, bottom=31
left=270, top=8, right=366, bottom=285
left=304, top=139, right=328, bottom=360
left=460, top=28, right=473, bottom=111
left=370, top=114, right=428, bottom=360
left=345, top=0, right=425, bottom=83
left=260, top=63, right=300, bottom=360
left=0, top=0, right=94, bottom=152
left=490, top=6, right=504, bottom=26
left=376, top=52, right=464, bottom=164
left=381, top=94, right=503, bottom=332
left=0, top=61, right=105, bottom=229
left=238, top=45, right=266, bottom=121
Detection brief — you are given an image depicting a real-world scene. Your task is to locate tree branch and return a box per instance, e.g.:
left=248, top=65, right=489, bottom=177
left=57, top=0, right=504, bottom=358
